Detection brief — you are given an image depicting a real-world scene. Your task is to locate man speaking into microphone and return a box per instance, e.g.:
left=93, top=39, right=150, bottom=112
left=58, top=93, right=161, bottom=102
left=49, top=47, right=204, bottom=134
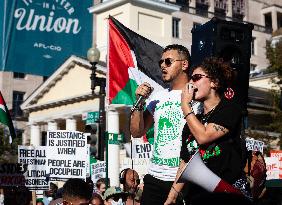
left=130, top=44, right=200, bottom=205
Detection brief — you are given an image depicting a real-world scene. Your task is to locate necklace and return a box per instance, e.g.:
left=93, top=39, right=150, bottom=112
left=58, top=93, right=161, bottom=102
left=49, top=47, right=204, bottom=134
left=201, top=104, right=218, bottom=124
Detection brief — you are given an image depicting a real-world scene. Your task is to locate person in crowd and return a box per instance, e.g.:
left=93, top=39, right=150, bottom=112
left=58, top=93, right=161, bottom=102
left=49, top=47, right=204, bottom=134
left=87, top=177, right=95, bottom=194
left=95, top=178, right=107, bottom=196
left=43, top=182, right=58, bottom=205
left=36, top=200, right=45, bottom=205
left=164, top=57, right=251, bottom=204
left=130, top=44, right=200, bottom=204
left=120, top=168, right=141, bottom=205
left=90, top=193, right=104, bottom=205
left=103, top=186, right=129, bottom=205
left=52, top=178, right=92, bottom=205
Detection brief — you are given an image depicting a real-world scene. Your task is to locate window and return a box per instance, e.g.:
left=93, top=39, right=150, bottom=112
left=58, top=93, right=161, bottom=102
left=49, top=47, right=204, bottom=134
left=250, top=64, right=256, bottom=71
left=13, top=72, right=25, bottom=79
left=12, top=91, right=25, bottom=117
left=251, top=37, right=256, bottom=55
left=172, top=17, right=181, bottom=38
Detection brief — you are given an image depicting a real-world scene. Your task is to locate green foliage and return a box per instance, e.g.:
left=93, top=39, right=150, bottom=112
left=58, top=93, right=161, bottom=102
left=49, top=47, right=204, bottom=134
left=263, top=36, right=282, bottom=151
left=266, top=39, right=282, bottom=77
left=0, top=127, right=21, bottom=163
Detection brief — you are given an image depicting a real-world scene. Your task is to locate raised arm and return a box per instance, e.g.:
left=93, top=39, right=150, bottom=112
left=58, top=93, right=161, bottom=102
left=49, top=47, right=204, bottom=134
left=130, top=83, right=154, bottom=138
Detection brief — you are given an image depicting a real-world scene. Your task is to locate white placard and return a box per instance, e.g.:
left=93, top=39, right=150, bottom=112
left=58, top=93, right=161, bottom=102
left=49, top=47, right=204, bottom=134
left=46, top=130, right=88, bottom=181
left=246, top=138, right=264, bottom=153
left=124, top=139, right=152, bottom=159
left=18, top=145, right=49, bottom=190
left=91, top=161, right=106, bottom=184
left=265, top=157, right=280, bottom=180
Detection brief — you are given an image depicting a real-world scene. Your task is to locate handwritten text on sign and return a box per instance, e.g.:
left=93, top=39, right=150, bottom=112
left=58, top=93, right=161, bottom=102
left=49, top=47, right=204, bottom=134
left=246, top=138, right=264, bottom=153
left=265, top=157, right=280, bottom=180
left=270, top=150, right=282, bottom=179
left=46, top=130, right=88, bottom=180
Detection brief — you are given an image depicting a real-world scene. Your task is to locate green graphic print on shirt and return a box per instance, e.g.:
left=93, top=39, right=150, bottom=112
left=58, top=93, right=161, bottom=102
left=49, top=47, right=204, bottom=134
left=151, top=101, right=183, bottom=167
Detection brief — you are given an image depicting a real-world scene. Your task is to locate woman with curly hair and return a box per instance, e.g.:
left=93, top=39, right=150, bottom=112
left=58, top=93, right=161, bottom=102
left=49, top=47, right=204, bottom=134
left=165, top=57, right=251, bottom=204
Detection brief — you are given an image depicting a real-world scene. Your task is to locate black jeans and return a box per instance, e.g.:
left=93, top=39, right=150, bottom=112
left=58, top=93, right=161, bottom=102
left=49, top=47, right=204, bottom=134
left=141, top=174, right=186, bottom=205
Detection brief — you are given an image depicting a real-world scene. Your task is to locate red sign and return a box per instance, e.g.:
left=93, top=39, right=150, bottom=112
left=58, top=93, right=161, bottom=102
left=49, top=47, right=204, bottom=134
left=270, top=150, right=282, bottom=179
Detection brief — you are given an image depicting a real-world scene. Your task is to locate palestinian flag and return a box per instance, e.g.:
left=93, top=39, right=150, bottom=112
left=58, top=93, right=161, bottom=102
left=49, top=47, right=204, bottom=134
left=0, top=91, right=16, bottom=140
left=108, top=16, right=169, bottom=105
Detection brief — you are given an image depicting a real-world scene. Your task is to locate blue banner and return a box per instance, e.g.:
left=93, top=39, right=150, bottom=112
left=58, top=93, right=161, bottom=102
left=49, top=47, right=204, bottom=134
left=1, top=0, right=92, bottom=76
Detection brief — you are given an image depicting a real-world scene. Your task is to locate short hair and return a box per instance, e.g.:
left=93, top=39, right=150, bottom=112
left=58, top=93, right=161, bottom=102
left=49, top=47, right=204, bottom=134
left=62, top=178, right=92, bottom=201
left=96, top=178, right=106, bottom=188
left=162, top=44, right=191, bottom=67
left=91, top=193, right=104, bottom=204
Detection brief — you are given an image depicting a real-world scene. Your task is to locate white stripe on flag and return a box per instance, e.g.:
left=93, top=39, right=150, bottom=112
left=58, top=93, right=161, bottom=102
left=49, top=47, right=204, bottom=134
left=0, top=104, right=6, bottom=112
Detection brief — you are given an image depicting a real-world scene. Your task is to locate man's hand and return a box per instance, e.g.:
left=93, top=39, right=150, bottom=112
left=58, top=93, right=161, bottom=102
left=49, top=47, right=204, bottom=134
left=135, top=82, right=152, bottom=99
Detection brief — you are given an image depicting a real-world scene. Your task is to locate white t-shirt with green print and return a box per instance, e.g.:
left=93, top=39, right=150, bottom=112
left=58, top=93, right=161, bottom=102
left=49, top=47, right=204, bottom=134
left=146, top=89, right=188, bottom=181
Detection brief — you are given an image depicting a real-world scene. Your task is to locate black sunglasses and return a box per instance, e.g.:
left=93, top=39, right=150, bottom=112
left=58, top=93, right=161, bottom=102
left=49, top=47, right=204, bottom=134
left=158, top=58, right=183, bottom=68
left=191, top=74, right=209, bottom=82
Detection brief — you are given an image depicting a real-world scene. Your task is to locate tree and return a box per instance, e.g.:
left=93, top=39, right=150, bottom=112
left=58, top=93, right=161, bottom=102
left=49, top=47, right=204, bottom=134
left=263, top=32, right=282, bottom=150
left=266, top=37, right=282, bottom=77
left=0, top=126, right=20, bottom=163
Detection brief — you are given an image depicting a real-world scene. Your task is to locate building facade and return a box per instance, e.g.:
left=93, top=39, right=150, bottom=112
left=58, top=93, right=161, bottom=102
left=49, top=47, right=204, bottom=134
left=19, top=0, right=282, bottom=144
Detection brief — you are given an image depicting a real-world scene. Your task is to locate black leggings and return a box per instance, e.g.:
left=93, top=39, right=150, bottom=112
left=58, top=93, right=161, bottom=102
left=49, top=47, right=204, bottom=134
left=141, top=174, right=185, bottom=205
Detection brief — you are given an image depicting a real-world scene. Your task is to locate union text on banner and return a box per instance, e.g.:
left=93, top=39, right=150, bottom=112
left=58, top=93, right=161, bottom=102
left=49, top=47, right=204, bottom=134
left=1, top=0, right=92, bottom=76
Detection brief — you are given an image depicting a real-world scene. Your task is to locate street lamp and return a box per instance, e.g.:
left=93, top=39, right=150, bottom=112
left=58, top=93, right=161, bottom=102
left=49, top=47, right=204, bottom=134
left=87, top=46, right=106, bottom=160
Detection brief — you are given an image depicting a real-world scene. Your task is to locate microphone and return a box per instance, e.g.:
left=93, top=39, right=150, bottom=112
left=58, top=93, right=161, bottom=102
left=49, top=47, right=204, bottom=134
left=131, top=87, right=154, bottom=114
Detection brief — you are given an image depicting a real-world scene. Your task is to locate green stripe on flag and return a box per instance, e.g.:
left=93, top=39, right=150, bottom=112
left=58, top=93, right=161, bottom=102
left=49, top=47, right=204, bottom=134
left=112, top=79, right=138, bottom=105
left=0, top=109, right=9, bottom=126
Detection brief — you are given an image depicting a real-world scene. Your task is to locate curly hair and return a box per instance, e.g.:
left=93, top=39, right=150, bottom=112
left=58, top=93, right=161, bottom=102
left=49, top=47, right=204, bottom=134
left=192, top=57, right=235, bottom=95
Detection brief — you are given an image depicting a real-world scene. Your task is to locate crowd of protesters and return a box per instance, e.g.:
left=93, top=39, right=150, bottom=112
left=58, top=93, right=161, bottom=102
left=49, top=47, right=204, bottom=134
left=0, top=167, right=142, bottom=205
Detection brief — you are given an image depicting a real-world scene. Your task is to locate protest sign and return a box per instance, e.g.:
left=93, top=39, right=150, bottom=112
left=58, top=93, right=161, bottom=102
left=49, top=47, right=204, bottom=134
left=91, top=161, right=106, bottom=184
left=124, top=138, right=152, bottom=159
left=246, top=138, right=264, bottom=153
left=270, top=150, right=282, bottom=179
left=18, top=145, right=49, bottom=190
left=0, top=163, right=26, bottom=187
left=265, top=157, right=280, bottom=180
left=46, top=130, right=88, bottom=181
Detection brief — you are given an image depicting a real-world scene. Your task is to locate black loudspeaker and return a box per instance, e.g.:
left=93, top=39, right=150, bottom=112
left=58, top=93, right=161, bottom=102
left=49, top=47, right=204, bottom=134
left=191, top=17, right=254, bottom=111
